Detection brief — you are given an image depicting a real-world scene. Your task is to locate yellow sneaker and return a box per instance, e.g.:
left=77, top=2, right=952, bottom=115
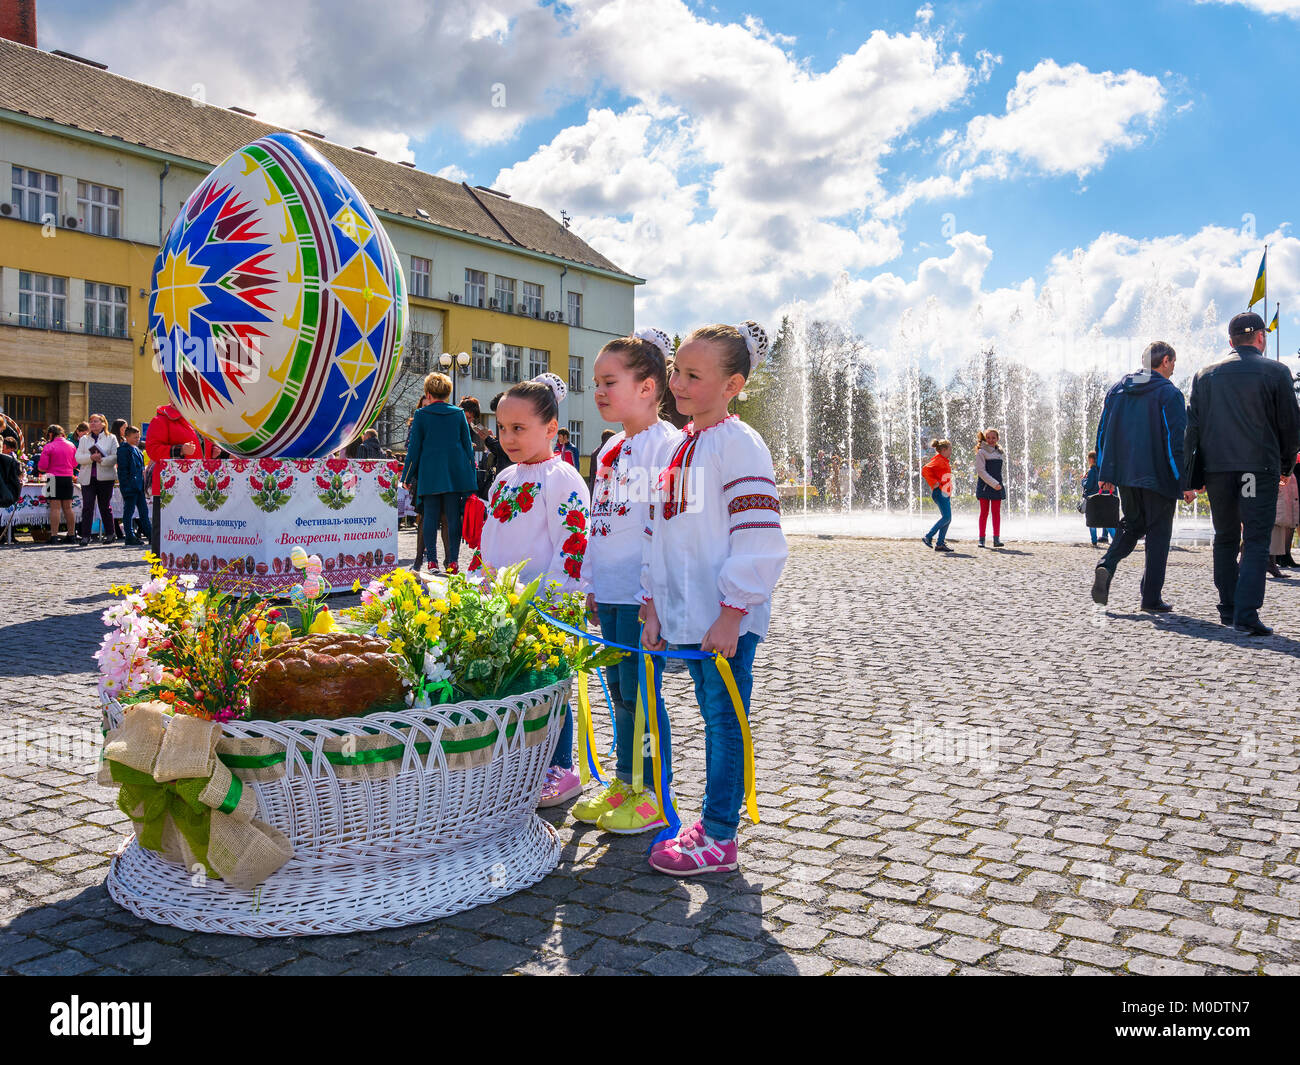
left=571, top=778, right=630, bottom=824
left=596, top=787, right=668, bottom=835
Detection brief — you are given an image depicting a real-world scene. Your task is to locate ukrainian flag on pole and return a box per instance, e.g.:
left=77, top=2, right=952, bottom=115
left=1268, top=308, right=1279, bottom=332
left=1249, top=249, right=1267, bottom=307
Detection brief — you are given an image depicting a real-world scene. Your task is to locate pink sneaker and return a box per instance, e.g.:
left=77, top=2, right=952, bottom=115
left=647, top=820, right=738, bottom=876
left=538, top=766, right=582, bottom=808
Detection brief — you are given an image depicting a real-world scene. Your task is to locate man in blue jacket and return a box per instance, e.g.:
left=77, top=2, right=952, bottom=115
left=1090, top=341, right=1186, bottom=612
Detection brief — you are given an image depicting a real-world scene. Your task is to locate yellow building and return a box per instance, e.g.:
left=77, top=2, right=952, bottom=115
left=0, top=37, right=642, bottom=465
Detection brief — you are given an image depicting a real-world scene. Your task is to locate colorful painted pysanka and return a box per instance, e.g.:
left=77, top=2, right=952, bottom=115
left=148, top=132, right=407, bottom=458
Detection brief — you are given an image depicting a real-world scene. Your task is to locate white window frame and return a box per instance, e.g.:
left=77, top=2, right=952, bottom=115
left=567, top=421, right=583, bottom=454
left=76, top=180, right=121, bottom=237
left=493, top=276, right=516, bottom=313
left=11, top=165, right=59, bottom=225
left=522, top=281, right=543, bottom=317
left=410, top=256, right=431, bottom=298
left=408, top=330, right=434, bottom=374
left=18, top=270, right=67, bottom=330
left=471, top=338, right=494, bottom=381
left=568, top=354, right=584, bottom=394
left=528, top=347, right=550, bottom=378
left=567, top=291, right=582, bottom=328
left=83, top=281, right=127, bottom=337
left=502, top=344, right=522, bottom=383
left=465, top=269, right=487, bottom=307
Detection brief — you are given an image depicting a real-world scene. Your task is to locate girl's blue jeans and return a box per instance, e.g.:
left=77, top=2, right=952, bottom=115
left=1089, top=526, right=1117, bottom=544
left=678, top=631, right=759, bottom=840
left=596, top=602, right=671, bottom=787
left=926, top=486, right=952, bottom=545
left=550, top=703, right=573, bottom=770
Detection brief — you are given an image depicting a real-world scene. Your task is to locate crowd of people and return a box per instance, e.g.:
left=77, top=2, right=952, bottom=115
left=1084, top=314, right=1299, bottom=635
left=398, top=322, right=787, bottom=876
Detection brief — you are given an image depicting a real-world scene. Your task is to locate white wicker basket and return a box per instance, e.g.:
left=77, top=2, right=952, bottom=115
left=102, top=678, right=570, bottom=936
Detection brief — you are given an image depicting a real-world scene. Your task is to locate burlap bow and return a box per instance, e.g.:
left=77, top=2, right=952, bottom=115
left=101, top=702, right=293, bottom=890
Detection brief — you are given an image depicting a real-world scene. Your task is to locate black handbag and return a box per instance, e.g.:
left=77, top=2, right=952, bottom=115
left=1085, top=492, right=1120, bottom=527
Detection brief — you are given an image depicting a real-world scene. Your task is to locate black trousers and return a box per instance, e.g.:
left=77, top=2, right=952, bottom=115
left=1205, top=471, right=1279, bottom=624
left=79, top=479, right=115, bottom=540
left=420, top=492, right=464, bottom=568
left=1098, top=485, right=1176, bottom=606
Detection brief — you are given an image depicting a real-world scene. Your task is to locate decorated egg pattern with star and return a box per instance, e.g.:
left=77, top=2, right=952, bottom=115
left=149, top=132, right=407, bottom=458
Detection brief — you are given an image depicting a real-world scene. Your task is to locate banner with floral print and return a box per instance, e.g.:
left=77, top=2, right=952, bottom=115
left=158, top=458, right=403, bottom=592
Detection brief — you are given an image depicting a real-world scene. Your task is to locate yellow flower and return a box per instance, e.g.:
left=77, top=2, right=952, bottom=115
left=547, top=655, right=559, bottom=668
left=413, top=611, right=430, bottom=627
left=432, top=599, right=449, bottom=614
left=507, top=593, right=519, bottom=606
left=352, top=579, right=362, bottom=593
left=448, top=592, right=461, bottom=608
left=391, top=638, right=406, bottom=655
left=465, top=630, right=477, bottom=642
left=377, top=620, right=391, bottom=638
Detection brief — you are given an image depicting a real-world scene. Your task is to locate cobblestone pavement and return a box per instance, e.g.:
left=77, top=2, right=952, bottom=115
left=2, top=529, right=1299, bottom=975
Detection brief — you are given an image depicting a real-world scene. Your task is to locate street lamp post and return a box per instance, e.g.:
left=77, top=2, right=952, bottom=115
left=438, top=351, right=471, bottom=403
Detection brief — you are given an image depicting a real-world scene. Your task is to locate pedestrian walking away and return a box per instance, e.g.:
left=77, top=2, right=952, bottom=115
left=1089, top=342, right=1186, bottom=613
left=1081, top=451, right=1116, bottom=547
left=1181, top=311, right=1300, bottom=636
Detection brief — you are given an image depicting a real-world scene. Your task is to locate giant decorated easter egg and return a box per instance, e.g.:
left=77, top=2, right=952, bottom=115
left=148, top=132, right=407, bottom=457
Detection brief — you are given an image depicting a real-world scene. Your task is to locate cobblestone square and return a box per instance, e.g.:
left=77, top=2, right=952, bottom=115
left=2, top=531, right=1298, bottom=975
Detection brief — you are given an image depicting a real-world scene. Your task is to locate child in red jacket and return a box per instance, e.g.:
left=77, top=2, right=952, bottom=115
left=921, top=438, right=954, bottom=552
left=144, top=404, right=213, bottom=555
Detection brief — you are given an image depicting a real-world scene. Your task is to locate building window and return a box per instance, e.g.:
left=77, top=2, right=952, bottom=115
left=76, top=181, right=121, bottom=237
left=502, top=344, right=522, bottom=383
left=465, top=269, right=486, bottom=307
left=2, top=393, right=49, bottom=447
left=567, top=421, right=583, bottom=453
left=522, top=281, right=543, bottom=317
left=568, top=354, right=584, bottom=394
left=493, top=276, right=516, bottom=313
left=407, top=330, right=434, bottom=374
left=18, top=271, right=66, bottom=330
left=410, top=256, right=431, bottom=298
left=567, top=291, right=582, bottom=328
left=84, top=282, right=128, bottom=337
left=528, top=347, right=549, bottom=378
left=11, top=166, right=59, bottom=225
left=471, top=339, right=494, bottom=380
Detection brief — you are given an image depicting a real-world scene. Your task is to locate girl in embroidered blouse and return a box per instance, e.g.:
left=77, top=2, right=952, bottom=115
left=640, top=321, right=788, bottom=876
left=571, top=328, right=681, bottom=836
left=473, top=372, right=591, bottom=807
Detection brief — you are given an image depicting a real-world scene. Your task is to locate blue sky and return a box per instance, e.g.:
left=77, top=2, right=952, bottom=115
left=38, top=0, right=1300, bottom=373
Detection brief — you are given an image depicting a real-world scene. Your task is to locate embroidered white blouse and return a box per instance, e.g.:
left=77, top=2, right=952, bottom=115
left=474, top=454, right=591, bottom=595
left=587, top=419, right=681, bottom=606
left=639, top=416, right=787, bottom=645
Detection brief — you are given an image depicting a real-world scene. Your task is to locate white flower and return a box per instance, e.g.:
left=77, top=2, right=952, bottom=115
left=178, top=574, right=198, bottom=590
left=140, top=577, right=167, bottom=597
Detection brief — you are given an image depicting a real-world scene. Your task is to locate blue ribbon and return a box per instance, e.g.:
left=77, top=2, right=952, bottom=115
left=596, top=667, right=618, bottom=758
left=529, top=604, right=714, bottom=660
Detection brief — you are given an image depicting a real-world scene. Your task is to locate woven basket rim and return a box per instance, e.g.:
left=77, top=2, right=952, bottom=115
left=101, top=676, right=571, bottom=740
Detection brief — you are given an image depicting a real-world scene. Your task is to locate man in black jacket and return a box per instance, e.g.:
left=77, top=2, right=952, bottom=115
left=1183, top=311, right=1300, bottom=635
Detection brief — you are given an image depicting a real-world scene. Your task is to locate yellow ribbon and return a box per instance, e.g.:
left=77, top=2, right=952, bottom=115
left=642, top=651, right=672, bottom=831
left=575, top=637, right=604, bottom=785
left=713, top=652, right=759, bottom=825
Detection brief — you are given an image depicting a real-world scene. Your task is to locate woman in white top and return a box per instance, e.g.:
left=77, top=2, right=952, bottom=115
left=571, top=328, right=680, bottom=837
left=640, top=321, right=788, bottom=877
left=75, top=412, right=118, bottom=546
left=472, top=372, right=590, bottom=807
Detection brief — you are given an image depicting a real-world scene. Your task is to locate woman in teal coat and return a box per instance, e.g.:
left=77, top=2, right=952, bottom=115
left=402, top=373, right=477, bottom=573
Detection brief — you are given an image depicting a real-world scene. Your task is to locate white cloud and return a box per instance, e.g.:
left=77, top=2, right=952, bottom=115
left=435, top=165, right=470, bottom=183
left=960, top=60, right=1166, bottom=177
left=1194, top=0, right=1300, bottom=16
left=817, top=224, right=1299, bottom=380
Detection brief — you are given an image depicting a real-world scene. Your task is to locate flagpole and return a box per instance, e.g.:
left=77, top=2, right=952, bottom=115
left=1276, top=301, right=1281, bottom=361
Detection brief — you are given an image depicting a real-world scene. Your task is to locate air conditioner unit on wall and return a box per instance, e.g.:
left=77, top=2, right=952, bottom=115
left=0, top=203, right=15, bottom=217
left=489, top=298, right=498, bottom=309
left=64, top=216, right=79, bottom=229
left=545, top=311, right=556, bottom=321
left=451, top=294, right=461, bottom=303
left=556, top=312, right=564, bottom=323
